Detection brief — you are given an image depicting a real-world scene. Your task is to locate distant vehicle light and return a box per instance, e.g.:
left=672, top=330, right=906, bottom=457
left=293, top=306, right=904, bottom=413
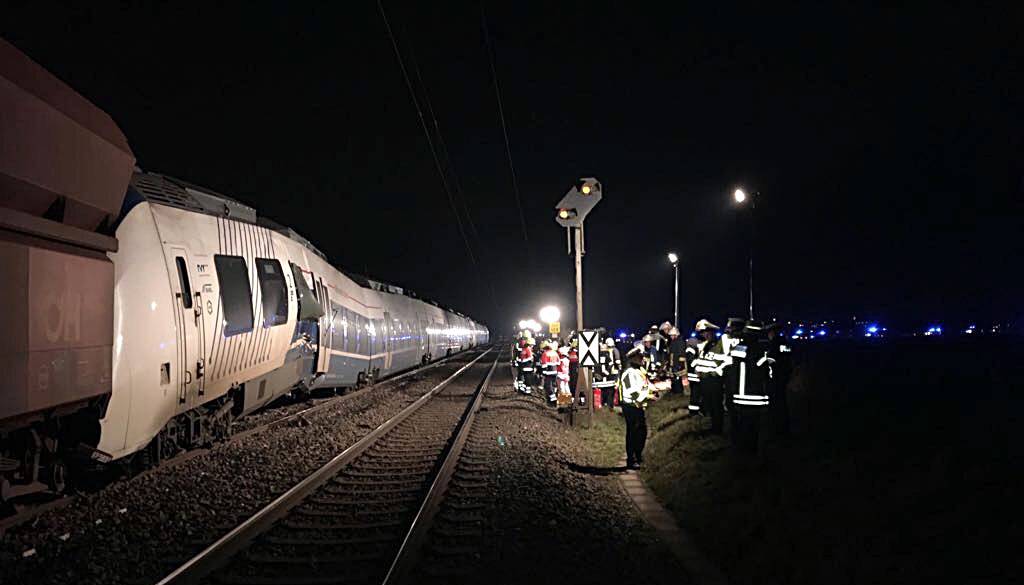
left=867, top=325, right=879, bottom=334
left=817, top=330, right=826, bottom=336
left=618, top=332, right=628, bottom=339
left=794, top=329, right=804, bottom=336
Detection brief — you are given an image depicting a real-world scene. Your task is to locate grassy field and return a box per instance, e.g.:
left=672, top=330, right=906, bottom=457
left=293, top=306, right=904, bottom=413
left=633, top=338, right=1023, bottom=585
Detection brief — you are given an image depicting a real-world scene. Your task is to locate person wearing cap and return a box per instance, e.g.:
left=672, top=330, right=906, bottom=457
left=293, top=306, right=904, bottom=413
left=690, top=318, right=727, bottom=433
left=666, top=326, right=688, bottom=395
left=617, top=346, right=651, bottom=468
left=766, top=322, right=793, bottom=439
left=540, top=340, right=560, bottom=404
left=728, top=320, right=772, bottom=453
left=595, top=337, right=622, bottom=409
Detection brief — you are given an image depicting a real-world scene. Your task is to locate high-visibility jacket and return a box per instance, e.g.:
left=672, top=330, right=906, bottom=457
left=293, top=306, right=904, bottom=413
left=540, top=349, right=559, bottom=376
left=594, top=346, right=621, bottom=388
left=685, top=341, right=701, bottom=384
left=729, top=339, right=771, bottom=407
left=691, top=338, right=728, bottom=380
left=557, top=356, right=570, bottom=381
left=617, top=366, right=650, bottom=405
left=518, top=346, right=534, bottom=372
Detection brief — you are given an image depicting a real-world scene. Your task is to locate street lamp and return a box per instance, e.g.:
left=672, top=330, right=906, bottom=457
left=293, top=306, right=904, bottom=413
left=733, top=187, right=756, bottom=320
left=539, top=305, right=560, bottom=325
left=667, top=252, right=679, bottom=328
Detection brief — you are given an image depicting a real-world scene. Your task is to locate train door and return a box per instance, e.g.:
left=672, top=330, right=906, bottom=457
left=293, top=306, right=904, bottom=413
left=167, top=247, right=206, bottom=408
left=312, top=276, right=332, bottom=375
left=382, top=311, right=392, bottom=371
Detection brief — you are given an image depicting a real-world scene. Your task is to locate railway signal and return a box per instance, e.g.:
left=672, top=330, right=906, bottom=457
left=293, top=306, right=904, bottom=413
left=554, top=177, right=602, bottom=427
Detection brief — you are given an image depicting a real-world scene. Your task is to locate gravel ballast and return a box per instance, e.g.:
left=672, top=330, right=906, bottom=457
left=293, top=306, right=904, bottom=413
left=0, top=352, right=483, bottom=585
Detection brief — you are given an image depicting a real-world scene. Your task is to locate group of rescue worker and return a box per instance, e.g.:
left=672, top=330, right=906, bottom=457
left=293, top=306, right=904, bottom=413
left=511, top=316, right=792, bottom=466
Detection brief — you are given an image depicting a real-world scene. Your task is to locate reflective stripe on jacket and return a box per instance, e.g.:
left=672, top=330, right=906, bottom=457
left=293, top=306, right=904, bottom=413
left=617, top=367, right=650, bottom=404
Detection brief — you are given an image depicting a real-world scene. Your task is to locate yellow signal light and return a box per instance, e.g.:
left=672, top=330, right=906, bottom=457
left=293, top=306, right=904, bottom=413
left=558, top=209, right=570, bottom=219
left=581, top=184, right=591, bottom=195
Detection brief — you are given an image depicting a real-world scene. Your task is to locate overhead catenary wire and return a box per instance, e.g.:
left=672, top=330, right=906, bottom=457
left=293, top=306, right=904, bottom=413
left=481, top=3, right=530, bottom=248
left=377, top=0, right=476, bottom=265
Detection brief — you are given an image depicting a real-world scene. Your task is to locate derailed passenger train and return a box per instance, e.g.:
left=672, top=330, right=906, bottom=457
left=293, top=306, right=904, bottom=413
left=0, top=40, right=487, bottom=504
left=103, top=173, right=488, bottom=464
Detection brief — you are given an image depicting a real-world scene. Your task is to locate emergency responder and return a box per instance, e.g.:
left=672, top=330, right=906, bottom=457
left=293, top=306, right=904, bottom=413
left=666, top=326, right=687, bottom=394
left=516, top=338, right=535, bottom=394
left=728, top=321, right=771, bottom=453
left=721, top=317, right=746, bottom=431
left=557, top=345, right=571, bottom=406
left=540, top=340, right=559, bottom=404
left=568, top=339, right=580, bottom=399
left=618, top=347, right=651, bottom=468
left=685, top=335, right=702, bottom=415
left=765, top=323, right=792, bottom=439
left=690, top=319, right=726, bottom=433
left=658, top=321, right=673, bottom=364
left=641, top=334, right=660, bottom=378
left=595, top=337, right=621, bottom=409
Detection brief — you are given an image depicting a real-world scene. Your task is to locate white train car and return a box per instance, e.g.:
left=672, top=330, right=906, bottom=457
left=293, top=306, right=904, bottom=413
left=99, top=171, right=487, bottom=465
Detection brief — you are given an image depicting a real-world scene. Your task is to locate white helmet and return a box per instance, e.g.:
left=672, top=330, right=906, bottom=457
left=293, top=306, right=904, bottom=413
left=695, top=318, right=720, bottom=332
left=669, top=326, right=680, bottom=337
left=605, top=337, right=615, bottom=347
left=642, top=334, right=654, bottom=343
left=558, top=346, right=569, bottom=356
left=660, top=321, right=672, bottom=332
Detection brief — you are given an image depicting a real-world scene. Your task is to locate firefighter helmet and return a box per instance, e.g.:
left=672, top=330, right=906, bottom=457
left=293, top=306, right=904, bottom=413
left=695, top=319, right=720, bottom=331
left=605, top=337, right=615, bottom=347
left=669, top=326, right=680, bottom=337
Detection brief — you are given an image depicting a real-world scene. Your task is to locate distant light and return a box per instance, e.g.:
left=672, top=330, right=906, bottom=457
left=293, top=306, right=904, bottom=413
left=667, top=252, right=678, bottom=264
left=734, top=188, right=747, bottom=203
left=817, top=329, right=826, bottom=337
left=518, top=320, right=528, bottom=330
left=619, top=332, right=627, bottom=339
left=690, top=331, right=697, bottom=338
left=715, top=331, right=722, bottom=338
left=794, top=328, right=804, bottom=336
left=581, top=184, right=591, bottom=195
left=867, top=324, right=879, bottom=334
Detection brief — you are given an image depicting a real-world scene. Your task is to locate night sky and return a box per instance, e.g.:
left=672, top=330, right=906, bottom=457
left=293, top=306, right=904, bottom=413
left=5, top=2, right=1022, bottom=334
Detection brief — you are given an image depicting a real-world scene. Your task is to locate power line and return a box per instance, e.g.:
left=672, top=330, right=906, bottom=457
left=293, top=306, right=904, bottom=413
left=481, top=3, right=530, bottom=247
left=377, top=0, right=476, bottom=265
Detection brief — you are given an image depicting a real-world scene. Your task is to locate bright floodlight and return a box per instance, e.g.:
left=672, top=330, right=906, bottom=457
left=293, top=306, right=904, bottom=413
left=518, top=320, right=528, bottom=330
left=539, top=305, right=560, bottom=324
left=734, top=189, right=747, bottom=203
left=667, top=252, right=678, bottom=264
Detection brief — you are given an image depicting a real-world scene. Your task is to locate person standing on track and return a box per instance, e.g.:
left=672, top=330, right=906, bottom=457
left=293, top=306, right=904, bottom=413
left=516, top=338, right=535, bottom=394
left=618, top=347, right=651, bottom=469
left=540, top=340, right=560, bottom=404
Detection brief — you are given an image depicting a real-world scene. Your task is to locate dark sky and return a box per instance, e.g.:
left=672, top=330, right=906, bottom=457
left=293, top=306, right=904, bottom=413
left=5, top=2, right=1022, bottom=334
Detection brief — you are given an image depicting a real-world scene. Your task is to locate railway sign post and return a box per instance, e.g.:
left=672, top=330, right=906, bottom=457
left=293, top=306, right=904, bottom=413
left=549, top=321, right=560, bottom=335
left=555, top=177, right=602, bottom=427
left=578, top=330, right=600, bottom=368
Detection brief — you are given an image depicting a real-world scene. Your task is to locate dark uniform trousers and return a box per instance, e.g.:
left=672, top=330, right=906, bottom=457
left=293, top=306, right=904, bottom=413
left=622, top=404, right=647, bottom=464
left=704, top=379, right=725, bottom=433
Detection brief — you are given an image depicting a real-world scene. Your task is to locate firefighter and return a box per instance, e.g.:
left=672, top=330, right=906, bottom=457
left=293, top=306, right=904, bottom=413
left=618, top=347, right=651, bottom=468
left=658, top=321, right=673, bottom=364
left=557, top=345, right=572, bottom=406
left=595, top=337, right=621, bottom=409
left=641, top=334, right=660, bottom=378
left=690, top=319, right=727, bottom=434
left=540, top=340, right=559, bottom=404
left=516, top=338, right=535, bottom=394
left=685, top=334, right=702, bottom=415
left=568, top=338, right=580, bottom=401
left=729, top=321, right=771, bottom=453
left=721, top=317, right=746, bottom=431
left=666, top=326, right=687, bottom=395
left=765, top=323, right=792, bottom=439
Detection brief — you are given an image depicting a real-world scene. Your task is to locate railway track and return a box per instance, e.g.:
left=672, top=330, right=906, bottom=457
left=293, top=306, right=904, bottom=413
left=156, top=348, right=502, bottom=585
left=0, top=349, right=484, bottom=534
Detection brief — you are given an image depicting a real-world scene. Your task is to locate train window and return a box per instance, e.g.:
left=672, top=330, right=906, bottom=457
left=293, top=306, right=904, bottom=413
left=214, top=255, right=253, bottom=336
left=255, top=258, right=288, bottom=327
left=288, top=263, right=324, bottom=321
left=174, top=257, right=193, bottom=309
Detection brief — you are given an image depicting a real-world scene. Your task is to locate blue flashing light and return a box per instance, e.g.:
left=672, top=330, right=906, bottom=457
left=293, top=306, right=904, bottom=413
left=618, top=331, right=628, bottom=339
left=817, top=329, right=826, bottom=337
left=794, top=328, right=804, bottom=336
left=689, top=331, right=697, bottom=338
left=715, top=331, right=722, bottom=338
left=867, top=324, right=879, bottom=334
